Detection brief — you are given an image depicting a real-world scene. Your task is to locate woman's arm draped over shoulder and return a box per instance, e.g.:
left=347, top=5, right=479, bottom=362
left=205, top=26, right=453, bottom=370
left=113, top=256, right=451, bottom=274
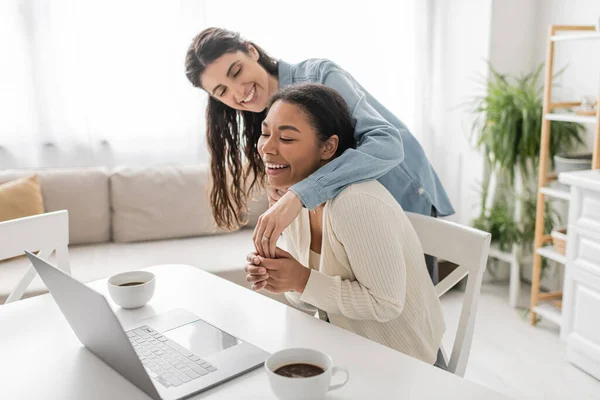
left=290, top=61, right=405, bottom=210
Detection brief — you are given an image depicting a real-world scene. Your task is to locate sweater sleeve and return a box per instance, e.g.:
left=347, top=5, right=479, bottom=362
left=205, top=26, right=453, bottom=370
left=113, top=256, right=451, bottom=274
left=300, top=192, right=407, bottom=322
left=282, top=228, right=318, bottom=313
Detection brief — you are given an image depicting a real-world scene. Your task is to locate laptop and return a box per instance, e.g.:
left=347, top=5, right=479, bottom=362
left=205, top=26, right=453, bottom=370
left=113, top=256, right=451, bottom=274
left=25, top=251, right=269, bottom=400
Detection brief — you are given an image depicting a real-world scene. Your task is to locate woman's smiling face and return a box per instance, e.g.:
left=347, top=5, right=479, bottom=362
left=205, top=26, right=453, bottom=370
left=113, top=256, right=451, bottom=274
left=258, top=100, right=337, bottom=188
left=199, top=47, right=275, bottom=113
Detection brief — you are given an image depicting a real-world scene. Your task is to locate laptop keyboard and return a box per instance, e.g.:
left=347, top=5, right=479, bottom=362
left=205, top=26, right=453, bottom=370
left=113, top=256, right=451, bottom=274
left=126, top=325, right=218, bottom=388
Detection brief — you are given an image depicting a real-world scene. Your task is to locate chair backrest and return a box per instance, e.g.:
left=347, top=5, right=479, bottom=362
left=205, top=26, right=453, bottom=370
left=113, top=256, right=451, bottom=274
left=406, top=212, right=491, bottom=377
left=0, top=210, right=70, bottom=303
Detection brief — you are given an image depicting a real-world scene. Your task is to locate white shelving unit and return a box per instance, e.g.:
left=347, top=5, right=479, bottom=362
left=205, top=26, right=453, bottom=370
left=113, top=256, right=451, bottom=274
left=532, top=303, right=563, bottom=325
left=550, top=32, right=600, bottom=42
left=545, top=113, right=597, bottom=124
left=536, top=246, right=567, bottom=265
left=530, top=24, right=600, bottom=327
left=539, top=186, right=571, bottom=201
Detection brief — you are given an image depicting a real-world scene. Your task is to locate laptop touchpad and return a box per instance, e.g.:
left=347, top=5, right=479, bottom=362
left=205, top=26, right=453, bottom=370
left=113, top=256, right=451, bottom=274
left=140, top=308, right=241, bottom=358
left=162, top=319, right=241, bottom=358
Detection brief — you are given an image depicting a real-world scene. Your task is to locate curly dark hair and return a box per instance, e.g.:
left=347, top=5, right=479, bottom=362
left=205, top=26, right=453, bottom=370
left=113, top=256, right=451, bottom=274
left=266, top=83, right=357, bottom=157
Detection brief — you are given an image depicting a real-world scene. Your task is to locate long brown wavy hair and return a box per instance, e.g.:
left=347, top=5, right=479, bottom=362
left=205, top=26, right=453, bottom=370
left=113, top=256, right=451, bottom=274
left=184, top=27, right=278, bottom=230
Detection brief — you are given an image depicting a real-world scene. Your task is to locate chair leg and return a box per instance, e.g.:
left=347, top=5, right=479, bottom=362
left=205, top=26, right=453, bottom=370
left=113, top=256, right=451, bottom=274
left=5, top=248, right=53, bottom=303
left=55, top=245, right=71, bottom=275
left=5, top=266, right=38, bottom=304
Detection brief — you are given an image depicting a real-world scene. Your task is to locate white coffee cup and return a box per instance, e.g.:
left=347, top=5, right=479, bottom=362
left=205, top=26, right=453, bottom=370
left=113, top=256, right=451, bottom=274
left=265, top=348, right=349, bottom=400
left=107, top=271, right=155, bottom=309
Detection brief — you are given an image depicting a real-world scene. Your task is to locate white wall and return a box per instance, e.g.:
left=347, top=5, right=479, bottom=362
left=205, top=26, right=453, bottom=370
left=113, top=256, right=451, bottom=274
left=534, top=0, right=600, bottom=151
left=489, top=0, right=538, bottom=76
left=429, top=0, right=493, bottom=225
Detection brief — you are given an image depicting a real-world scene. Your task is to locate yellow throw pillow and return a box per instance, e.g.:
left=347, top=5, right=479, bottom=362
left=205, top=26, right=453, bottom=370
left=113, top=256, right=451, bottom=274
left=0, top=175, right=45, bottom=223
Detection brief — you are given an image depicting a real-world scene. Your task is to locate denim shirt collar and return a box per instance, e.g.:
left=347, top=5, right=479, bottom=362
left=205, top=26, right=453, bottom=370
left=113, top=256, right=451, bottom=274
left=277, top=60, right=292, bottom=88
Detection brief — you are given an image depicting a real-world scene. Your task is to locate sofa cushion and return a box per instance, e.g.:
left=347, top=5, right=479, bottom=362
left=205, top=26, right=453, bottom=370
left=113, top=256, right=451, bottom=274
left=110, top=165, right=235, bottom=242
left=0, top=229, right=289, bottom=306
left=0, top=175, right=44, bottom=222
left=245, top=188, right=269, bottom=228
left=0, top=168, right=111, bottom=245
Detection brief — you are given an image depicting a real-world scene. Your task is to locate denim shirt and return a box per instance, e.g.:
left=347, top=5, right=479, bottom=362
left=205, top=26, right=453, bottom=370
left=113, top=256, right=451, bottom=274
left=279, top=59, right=454, bottom=217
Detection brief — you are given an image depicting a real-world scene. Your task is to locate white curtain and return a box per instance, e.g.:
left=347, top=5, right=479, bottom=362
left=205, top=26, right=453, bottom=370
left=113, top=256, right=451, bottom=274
left=0, top=0, right=207, bottom=169
left=1, top=0, right=431, bottom=171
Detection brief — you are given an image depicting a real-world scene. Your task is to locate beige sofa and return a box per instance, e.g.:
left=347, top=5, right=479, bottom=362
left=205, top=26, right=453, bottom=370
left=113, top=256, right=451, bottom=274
left=0, top=165, right=280, bottom=304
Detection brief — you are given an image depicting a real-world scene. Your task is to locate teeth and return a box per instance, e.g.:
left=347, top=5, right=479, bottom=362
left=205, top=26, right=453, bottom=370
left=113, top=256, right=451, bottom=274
left=242, top=86, right=255, bottom=103
left=266, top=163, right=288, bottom=169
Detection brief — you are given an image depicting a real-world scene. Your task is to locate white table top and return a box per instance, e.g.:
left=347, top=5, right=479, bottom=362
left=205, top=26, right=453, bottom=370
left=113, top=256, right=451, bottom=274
left=0, top=264, right=509, bottom=399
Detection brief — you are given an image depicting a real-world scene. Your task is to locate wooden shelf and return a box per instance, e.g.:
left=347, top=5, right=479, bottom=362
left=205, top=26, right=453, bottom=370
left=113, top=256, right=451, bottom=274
left=539, top=186, right=571, bottom=201
left=536, top=246, right=566, bottom=264
left=551, top=32, right=600, bottom=42
left=538, top=291, right=562, bottom=301
left=545, top=113, right=597, bottom=124
left=531, top=24, right=600, bottom=327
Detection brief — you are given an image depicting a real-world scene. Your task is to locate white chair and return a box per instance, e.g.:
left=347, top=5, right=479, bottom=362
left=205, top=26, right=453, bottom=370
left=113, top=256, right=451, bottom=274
left=407, top=212, right=491, bottom=377
left=0, top=210, right=70, bottom=304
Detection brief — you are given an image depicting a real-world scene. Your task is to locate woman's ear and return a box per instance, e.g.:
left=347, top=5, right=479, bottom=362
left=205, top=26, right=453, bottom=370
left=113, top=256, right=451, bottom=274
left=321, top=135, right=339, bottom=161
left=247, top=44, right=259, bottom=61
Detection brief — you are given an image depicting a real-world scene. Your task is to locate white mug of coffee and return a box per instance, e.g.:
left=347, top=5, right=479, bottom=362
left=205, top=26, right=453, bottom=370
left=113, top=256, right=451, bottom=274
left=107, top=271, right=155, bottom=309
left=265, top=348, right=349, bottom=400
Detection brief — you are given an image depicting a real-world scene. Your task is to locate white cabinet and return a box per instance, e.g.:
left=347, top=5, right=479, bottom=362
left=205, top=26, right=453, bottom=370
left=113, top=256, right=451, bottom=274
left=559, top=170, right=600, bottom=380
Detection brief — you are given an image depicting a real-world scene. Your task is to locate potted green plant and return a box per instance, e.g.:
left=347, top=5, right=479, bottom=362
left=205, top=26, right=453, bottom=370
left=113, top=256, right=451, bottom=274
left=470, top=63, right=584, bottom=259
left=471, top=63, right=584, bottom=183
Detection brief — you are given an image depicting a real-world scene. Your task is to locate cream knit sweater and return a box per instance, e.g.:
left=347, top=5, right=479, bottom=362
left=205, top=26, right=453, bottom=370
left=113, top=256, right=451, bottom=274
left=284, top=181, right=445, bottom=364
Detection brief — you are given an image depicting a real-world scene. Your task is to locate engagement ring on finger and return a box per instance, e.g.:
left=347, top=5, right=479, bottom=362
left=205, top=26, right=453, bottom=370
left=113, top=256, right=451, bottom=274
left=262, top=235, right=270, bottom=242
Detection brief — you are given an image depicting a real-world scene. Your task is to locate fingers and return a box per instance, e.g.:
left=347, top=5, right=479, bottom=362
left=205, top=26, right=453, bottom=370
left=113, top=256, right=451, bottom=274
left=255, top=218, right=276, bottom=258
left=261, top=220, right=277, bottom=258
left=274, top=247, right=291, bottom=259
left=246, top=273, right=268, bottom=284
left=244, top=264, right=266, bottom=275
left=254, top=214, right=276, bottom=257
left=267, top=229, right=280, bottom=260
left=251, top=280, right=268, bottom=291
left=253, top=215, right=267, bottom=256
left=246, top=261, right=269, bottom=288
left=253, top=278, right=277, bottom=293
left=245, top=252, right=260, bottom=265
left=264, top=283, right=280, bottom=293
left=252, top=218, right=261, bottom=252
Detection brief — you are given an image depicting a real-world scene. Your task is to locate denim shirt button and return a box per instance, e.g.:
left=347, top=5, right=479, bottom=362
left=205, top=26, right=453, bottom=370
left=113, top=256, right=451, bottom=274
left=418, top=187, right=425, bottom=195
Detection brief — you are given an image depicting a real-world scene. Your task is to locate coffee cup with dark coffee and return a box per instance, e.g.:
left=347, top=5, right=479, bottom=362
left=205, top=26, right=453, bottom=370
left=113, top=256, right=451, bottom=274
left=107, top=271, right=155, bottom=309
left=265, top=348, right=349, bottom=400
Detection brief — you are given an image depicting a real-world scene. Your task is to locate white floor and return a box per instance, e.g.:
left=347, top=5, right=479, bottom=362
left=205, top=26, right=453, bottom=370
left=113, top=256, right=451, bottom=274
left=440, top=282, right=600, bottom=399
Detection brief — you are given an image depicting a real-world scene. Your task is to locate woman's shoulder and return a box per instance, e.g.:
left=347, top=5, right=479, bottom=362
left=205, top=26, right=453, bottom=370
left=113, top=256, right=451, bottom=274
left=328, top=181, right=403, bottom=214
left=289, top=58, right=345, bottom=82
